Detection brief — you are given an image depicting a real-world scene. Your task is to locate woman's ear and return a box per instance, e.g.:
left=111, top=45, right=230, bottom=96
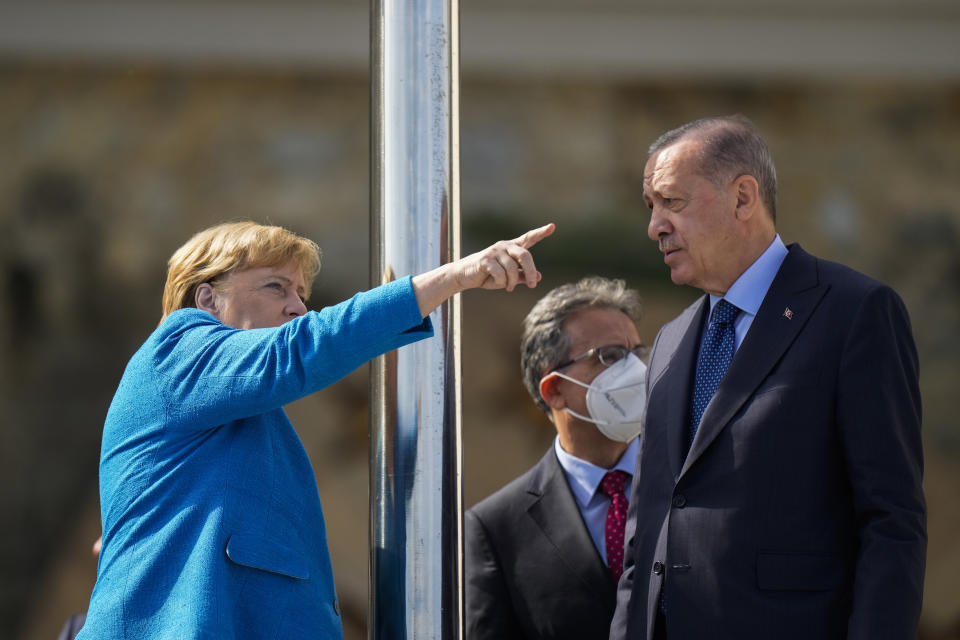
left=539, top=373, right=566, bottom=410
left=194, top=283, right=219, bottom=316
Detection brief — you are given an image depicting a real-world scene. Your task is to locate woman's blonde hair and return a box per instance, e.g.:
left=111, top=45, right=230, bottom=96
left=160, top=221, right=322, bottom=322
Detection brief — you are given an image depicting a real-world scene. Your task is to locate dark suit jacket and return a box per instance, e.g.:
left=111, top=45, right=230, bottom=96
left=466, top=448, right=618, bottom=640
left=610, top=244, right=926, bottom=640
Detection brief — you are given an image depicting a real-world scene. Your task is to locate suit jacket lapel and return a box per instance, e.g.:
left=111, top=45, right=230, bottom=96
left=526, top=450, right=615, bottom=602
left=682, top=245, right=828, bottom=476
left=652, top=299, right=709, bottom=480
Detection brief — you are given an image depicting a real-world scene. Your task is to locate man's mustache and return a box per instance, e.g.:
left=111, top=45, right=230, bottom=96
left=658, top=237, right=680, bottom=253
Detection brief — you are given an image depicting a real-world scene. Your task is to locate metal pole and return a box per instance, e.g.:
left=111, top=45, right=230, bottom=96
left=369, top=0, right=461, bottom=637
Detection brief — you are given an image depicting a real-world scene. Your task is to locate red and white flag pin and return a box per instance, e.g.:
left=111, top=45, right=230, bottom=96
left=782, top=307, right=794, bottom=320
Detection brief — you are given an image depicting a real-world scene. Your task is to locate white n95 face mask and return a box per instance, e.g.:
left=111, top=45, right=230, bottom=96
left=546, top=354, right=647, bottom=442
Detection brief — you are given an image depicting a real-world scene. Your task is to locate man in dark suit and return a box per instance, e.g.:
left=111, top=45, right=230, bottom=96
left=609, top=115, right=926, bottom=640
left=466, top=277, right=648, bottom=640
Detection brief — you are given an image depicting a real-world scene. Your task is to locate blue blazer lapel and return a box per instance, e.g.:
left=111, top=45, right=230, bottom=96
left=526, top=450, right=615, bottom=600
left=682, top=244, right=829, bottom=476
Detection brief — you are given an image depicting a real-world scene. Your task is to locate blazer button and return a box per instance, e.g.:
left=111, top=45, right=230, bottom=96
left=653, top=561, right=665, bottom=575
left=333, top=599, right=341, bottom=617
left=672, top=494, right=687, bottom=508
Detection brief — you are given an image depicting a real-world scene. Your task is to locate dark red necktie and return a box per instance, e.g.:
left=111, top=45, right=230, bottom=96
left=600, top=470, right=630, bottom=581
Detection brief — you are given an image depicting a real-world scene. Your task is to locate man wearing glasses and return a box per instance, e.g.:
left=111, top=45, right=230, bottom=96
left=465, top=276, right=647, bottom=640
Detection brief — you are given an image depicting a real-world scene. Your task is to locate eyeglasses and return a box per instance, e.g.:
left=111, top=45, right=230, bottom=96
left=550, top=344, right=646, bottom=373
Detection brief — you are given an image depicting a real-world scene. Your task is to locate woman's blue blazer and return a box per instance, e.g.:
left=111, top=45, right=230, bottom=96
left=77, top=277, right=432, bottom=639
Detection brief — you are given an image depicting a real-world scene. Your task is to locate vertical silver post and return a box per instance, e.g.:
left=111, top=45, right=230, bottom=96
left=369, top=0, right=461, bottom=637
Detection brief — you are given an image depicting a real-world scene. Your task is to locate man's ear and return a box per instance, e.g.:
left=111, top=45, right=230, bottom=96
left=194, top=283, right=219, bottom=316
left=539, top=373, right=566, bottom=410
left=733, top=174, right=760, bottom=221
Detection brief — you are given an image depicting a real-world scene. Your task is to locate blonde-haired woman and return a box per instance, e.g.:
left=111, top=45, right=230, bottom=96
left=77, top=220, right=554, bottom=640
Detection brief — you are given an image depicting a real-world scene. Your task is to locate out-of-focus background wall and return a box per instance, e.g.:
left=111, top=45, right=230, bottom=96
left=1, top=1, right=958, bottom=638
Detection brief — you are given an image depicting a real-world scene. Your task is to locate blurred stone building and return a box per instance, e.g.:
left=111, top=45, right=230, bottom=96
left=1, top=1, right=958, bottom=638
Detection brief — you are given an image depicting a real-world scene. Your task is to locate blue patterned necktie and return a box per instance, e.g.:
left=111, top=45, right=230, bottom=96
left=690, top=299, right=740, bottom=447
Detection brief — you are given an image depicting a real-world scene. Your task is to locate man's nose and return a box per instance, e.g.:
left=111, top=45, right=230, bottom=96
left=647, top=207, right=670, bottom=242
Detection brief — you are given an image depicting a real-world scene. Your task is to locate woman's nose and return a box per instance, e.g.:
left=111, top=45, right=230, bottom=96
left=288, top=296, right=307, bottom=317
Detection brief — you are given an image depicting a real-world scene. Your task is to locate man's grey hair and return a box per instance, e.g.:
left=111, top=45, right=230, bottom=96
left=649, top=114, right=778, bottom=221
left=520, top=276, right=642, bottom=416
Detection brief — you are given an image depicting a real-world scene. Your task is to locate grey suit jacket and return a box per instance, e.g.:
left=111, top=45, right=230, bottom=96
left=466, top=448, right=618, bottom=640
left=610, top=244, right=925, bottom=640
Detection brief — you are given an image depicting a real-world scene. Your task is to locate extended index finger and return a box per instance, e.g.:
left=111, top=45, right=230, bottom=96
left=513, top=222, right=556, bottom=250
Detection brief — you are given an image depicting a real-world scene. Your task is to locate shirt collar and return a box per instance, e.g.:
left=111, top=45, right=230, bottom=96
left=554, top=435, right=639, bottom=509
left=709, top=234, right=788, bottom=315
